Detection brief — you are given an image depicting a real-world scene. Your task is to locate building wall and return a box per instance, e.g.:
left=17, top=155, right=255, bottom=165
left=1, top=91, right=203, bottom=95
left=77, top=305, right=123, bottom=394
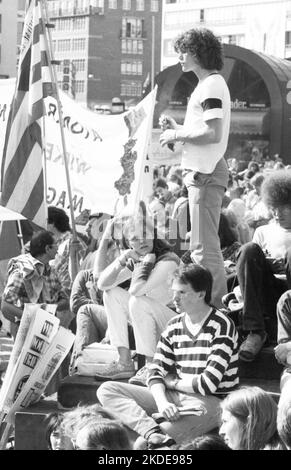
left=162, top=0, right=291, bottom=69
left=47, top=0, right=162, bottom=108
left=0, top=0, right=25, bottom=78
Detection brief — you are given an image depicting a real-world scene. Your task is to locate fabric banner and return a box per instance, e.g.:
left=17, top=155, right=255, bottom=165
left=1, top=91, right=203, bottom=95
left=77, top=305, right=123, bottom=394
left=0, top=79, right=156, bottom=218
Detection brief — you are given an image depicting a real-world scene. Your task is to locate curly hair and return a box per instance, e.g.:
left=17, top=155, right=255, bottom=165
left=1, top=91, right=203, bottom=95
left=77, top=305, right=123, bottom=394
left=174, top=28, right=224, bottom=70
left=261, top=170, right=291, bottom=208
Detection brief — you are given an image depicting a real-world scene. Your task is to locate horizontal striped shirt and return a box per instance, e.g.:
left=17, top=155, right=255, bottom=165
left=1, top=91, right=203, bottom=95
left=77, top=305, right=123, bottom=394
left=148, top=309, right=239, bottom=396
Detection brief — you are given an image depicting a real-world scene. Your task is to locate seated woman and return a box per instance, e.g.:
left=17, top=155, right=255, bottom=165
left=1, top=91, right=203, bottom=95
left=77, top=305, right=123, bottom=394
left=219, top=386, right=282, bottom=450
left=93, top=206, right=180, bottom=386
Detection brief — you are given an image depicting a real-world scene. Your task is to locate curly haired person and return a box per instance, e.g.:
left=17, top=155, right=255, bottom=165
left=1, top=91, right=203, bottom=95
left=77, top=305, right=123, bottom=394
left=160, top=28, right=231, bottom=309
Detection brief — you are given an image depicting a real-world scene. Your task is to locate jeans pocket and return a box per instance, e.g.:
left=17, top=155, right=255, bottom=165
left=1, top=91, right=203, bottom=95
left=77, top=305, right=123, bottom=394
left=192, top=171, right=211, bottom=187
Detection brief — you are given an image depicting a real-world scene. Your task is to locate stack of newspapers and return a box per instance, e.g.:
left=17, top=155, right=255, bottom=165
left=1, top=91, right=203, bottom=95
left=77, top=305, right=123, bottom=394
left=0, top=303, right=75, bottom=448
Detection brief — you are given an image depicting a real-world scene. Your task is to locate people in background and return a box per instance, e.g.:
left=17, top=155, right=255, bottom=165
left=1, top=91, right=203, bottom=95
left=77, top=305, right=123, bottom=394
left=236, top=170, right=291, bottom=362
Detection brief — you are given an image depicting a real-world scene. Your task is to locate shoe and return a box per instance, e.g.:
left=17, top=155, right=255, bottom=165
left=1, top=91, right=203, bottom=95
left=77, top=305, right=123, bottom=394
left=128, top=365, right=149, bottom=387
left=239, top=331, right=267, bottom=362
left=95, top=361, right=135, bottom=381
left=147, top=432, right=176, bottom=450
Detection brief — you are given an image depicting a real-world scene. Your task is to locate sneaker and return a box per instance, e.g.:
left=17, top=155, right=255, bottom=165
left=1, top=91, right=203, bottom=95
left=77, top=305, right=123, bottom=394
left=239, top=331, right=267, bottom=362
left=95, top=361, right=135, bottom=381
left=128, top=365, right=149, bottom=387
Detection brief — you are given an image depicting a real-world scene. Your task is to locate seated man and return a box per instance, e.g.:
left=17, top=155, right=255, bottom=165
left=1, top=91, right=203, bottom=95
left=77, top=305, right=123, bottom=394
left=97, top=264, right=239, bottom=447
left=237, top=170, right=291, bottom=362
left=1, top=230, right=70, bottom=338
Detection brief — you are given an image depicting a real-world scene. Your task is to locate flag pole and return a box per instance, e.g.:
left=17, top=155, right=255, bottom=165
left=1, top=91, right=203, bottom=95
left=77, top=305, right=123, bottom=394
left=40, top=0, right=77, bottom=241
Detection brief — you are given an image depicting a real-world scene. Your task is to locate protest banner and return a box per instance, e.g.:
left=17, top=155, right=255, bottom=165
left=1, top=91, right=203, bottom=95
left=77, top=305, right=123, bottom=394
left=0, top=79, right=156, bottom=217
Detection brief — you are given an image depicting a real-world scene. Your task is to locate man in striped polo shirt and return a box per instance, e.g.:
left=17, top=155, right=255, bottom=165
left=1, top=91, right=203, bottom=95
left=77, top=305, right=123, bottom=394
left=97, top=264, right=239, bottom=448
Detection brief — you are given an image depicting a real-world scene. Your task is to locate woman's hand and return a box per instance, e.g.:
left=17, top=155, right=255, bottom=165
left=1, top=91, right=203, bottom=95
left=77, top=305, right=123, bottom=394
left=118, top=249, right=141, bottom=269
left=142, top=253, right=156, bottom=264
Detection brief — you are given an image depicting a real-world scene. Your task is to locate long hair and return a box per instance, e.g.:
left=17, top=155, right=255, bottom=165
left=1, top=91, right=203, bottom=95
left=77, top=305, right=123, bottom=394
left=221, top=386, right=278, bottom=450
left=44, top=412, right=64, bottom=450
left=76, top=419, right=131, bottom=450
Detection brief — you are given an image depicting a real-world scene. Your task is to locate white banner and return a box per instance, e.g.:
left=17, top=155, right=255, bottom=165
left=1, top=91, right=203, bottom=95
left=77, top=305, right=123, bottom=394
left=0, top=80, right=156, bottom=217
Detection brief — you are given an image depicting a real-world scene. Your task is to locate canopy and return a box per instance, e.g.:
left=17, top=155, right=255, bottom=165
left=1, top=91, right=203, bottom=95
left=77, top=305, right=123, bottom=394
left=0, top=206, right=26, bottom=222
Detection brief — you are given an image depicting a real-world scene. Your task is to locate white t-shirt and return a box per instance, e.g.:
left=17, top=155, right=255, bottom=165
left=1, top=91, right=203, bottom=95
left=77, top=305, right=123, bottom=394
left=181, top=73, right=231, bottom=174
left=252, top=221, right=291, bottom=259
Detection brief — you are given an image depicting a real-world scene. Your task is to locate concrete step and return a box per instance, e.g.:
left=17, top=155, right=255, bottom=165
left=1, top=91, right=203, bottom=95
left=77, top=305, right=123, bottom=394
left=57, top=374, right=128, bottom=408
left=238, top=345, right=283, bottom=381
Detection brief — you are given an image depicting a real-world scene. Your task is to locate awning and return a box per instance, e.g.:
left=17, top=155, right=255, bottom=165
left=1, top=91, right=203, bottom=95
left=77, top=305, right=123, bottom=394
left=230, top=109, right=269, bottom=136
left=0, top=205, right=26, bottom=221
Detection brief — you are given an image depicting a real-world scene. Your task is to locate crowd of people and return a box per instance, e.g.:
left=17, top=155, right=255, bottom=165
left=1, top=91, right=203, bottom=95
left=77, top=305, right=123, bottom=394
left=1, top=26, right=291, bottom=451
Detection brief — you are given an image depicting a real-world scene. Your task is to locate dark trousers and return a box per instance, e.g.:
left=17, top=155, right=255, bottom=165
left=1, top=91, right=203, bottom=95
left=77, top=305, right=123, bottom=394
left=236, top=243, right=291, bottom=335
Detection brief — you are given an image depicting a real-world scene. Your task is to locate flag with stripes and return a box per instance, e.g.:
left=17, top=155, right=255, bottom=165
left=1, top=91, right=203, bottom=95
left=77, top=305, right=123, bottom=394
left=1, top=0, right=53, bottom=227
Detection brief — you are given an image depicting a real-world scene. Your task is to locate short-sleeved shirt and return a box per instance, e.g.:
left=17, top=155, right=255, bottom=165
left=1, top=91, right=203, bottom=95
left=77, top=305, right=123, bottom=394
left=182, top=73, right=231, bottom=174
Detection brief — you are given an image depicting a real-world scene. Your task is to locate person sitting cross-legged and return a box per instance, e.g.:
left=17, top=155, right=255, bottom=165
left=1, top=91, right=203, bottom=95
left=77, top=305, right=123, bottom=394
left=97, top=264, right=239, bottom=448
left=236, top=170, right=291, bottom=362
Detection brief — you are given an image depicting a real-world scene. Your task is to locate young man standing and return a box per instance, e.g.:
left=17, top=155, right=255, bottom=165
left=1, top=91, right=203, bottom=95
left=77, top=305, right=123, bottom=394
left=97, top=264, right=238, bottom=447
left=160, top=28, right=231, bottom=308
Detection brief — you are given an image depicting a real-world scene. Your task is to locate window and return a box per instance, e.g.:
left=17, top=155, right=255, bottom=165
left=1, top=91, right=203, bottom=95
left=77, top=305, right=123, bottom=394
left=286, top=31, right=291, bottom=46
left=200, top=9, right=204, bottom=22
left=121, top=59, right=142, bottom=75
left=121, top=39, right=143, bottom=54
left=73, top=17, right=86, bottom=30
left=57, top=18, right=71, bottom=31
left=121, top=80, right=142, bottom=97
left=75, top=80, right=85, bottom=93
left=151, top=0, right=159, bottom=12
left=72, top=59, right=86, bottom=71
left=122, top=17, right=145, bottom=38
left=123, top=0, right=131, bottom=11
left=58, top=39, right=71, bottom=52
left=72, top=38, right=86, bottom=51
left=136, top=0, right=144, bottom=11
left=108, top=0, right=117, bottom=8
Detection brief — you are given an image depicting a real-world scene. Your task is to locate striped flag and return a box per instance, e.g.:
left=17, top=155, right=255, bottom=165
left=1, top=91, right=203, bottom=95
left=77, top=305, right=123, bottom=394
left=1, top=0, right=53, bottom=227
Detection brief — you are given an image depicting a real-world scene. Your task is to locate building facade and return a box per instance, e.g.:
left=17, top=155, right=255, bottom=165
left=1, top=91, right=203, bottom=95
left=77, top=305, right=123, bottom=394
left=162, top=0, right=291, bottom=69
left=0, top=0, right=26, bottom=78
left=47, top=0, right=162, bottom=108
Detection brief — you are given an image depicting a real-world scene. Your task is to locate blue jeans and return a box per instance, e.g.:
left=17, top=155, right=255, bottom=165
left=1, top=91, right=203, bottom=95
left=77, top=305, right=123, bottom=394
left=183, top=157, right=229, bottom=308
left=97, top=381, right=222, bottom=445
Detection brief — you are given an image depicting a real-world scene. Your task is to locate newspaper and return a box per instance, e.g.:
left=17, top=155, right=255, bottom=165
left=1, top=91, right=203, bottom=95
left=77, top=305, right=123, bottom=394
left=0, top=306, right=60, bottom=415
left=5, top=326, right=75, bottom=424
